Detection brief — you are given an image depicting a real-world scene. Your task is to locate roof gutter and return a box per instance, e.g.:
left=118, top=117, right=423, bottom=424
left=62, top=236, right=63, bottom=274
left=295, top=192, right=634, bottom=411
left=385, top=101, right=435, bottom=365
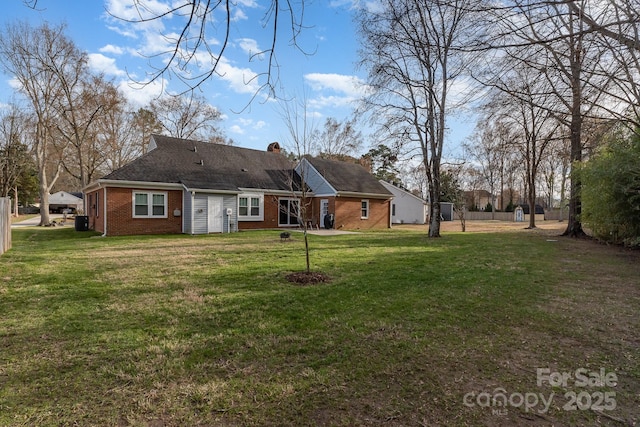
left=336, top=191, right=393, bottom=199
left=83, top=179, right=183, bottom=192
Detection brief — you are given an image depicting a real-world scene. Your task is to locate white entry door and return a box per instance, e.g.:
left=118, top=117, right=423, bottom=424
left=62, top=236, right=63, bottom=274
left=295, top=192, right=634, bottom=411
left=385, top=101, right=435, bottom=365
left=320, top=199, right=329, bottom=224
left=208, top=196, right=223, bottom=233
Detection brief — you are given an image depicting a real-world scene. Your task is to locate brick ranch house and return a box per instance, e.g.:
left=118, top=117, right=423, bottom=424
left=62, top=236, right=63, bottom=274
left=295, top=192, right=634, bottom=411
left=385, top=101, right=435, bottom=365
left=83, top=135, right=392, bottom=236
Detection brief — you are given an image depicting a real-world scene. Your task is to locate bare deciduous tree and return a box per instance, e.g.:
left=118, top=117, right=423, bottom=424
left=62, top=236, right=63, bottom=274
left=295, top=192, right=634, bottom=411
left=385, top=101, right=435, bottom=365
left=0, top=21, right=75, bottom=225
left=312, top=117, right=364, bottom=159
left=479, top=0, right=608, bottom=236
left=464, top=120, right=511, bottom=219
left=93, top=81, right=142, bottom=173
left=151, top=93, right=225, bottom=142
left=358, top=0, right=480, bottom=237
left=484, top=70, right=561, bottom=228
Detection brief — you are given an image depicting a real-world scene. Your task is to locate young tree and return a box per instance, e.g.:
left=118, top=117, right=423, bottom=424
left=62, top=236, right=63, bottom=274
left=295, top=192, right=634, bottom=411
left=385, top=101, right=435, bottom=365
left=358, top=0, right=480, bottom=237
left=279, top=94, right=316, bottom=275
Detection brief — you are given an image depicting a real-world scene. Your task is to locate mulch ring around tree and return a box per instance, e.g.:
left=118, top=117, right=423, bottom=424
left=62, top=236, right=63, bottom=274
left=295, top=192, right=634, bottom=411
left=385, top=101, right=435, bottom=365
left=285, top=271, right=332, bottom=285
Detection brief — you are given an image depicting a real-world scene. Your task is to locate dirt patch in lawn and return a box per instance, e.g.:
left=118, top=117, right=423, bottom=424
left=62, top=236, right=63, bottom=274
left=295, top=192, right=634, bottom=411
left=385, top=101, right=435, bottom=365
left=285, top=271, right=332, bottom=285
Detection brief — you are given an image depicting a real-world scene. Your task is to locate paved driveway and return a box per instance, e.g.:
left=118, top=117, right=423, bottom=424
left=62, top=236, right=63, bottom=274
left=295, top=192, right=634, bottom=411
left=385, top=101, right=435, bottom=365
left=293, top=228, right=358, bottom=236
left=11, top=214, right=66, bottom=228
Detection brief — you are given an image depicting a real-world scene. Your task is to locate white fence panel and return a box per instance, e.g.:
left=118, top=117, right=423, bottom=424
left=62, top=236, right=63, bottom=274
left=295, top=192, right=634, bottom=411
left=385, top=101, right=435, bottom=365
left=0, top=197, right=11, bottom=255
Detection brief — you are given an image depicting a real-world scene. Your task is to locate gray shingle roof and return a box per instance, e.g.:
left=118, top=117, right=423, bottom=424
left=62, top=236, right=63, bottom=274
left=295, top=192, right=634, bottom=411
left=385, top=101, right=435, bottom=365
left=306, top=156, right=392, bottom=197
left=102, top=135, right=296, bottom=191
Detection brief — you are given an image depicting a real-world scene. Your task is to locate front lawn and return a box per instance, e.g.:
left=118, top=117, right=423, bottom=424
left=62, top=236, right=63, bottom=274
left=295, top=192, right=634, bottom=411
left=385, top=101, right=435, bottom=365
left=1, top=226, right=638, bottom=426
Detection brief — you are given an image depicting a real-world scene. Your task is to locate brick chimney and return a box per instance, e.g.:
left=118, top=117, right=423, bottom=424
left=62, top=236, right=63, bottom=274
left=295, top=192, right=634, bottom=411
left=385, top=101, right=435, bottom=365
left=267, top=142, right=281, bottom=153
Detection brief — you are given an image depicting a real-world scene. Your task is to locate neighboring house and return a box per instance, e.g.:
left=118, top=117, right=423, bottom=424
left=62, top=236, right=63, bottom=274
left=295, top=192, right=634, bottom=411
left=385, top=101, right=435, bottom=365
left=464, top=189, right=496, bottom=211
left=379, top=181, right=428, bottom=225
left=83, top=135, right=392, bottom=236
left=49, top=191, right=84, bottom=213
left=296, top=157, right=393, bottom=230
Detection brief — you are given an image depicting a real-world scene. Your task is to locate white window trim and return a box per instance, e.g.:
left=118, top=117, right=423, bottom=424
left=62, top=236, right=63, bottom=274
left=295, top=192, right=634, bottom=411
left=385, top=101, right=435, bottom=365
left=132, top=191, right=168, bottom=218
left=361, top=199, right=370, bottom=219
left=237, top=193, right=264, bottom=221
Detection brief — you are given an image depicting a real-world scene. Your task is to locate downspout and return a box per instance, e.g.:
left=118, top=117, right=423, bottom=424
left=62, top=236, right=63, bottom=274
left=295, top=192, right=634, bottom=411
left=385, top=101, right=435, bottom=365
left=102, top=185, right=107, bottom=237
left=191, top=191, right=195, bottom=235
left=182, top=184, right=195, bottom=235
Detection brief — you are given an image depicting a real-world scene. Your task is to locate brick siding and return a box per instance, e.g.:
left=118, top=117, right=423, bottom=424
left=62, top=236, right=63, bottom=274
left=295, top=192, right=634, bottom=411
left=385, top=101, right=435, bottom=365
left=99, top=187, right=183, bottom=236
left=334, top=197, right=390, bottom=230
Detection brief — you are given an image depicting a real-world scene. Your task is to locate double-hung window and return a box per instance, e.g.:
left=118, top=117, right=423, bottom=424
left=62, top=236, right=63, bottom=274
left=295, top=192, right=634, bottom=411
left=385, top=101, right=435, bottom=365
left=238, top=193, right=263, bottom=221
left=361, top=199, right=369, bottom=219
left=133, top=191, right=167, bottom=218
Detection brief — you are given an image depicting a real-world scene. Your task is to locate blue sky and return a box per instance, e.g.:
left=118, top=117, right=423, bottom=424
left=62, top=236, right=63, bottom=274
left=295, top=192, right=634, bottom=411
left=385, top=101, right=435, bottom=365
left=2, top=0, right=372, bottom=152
left=2, top=0, right=472, bottom=155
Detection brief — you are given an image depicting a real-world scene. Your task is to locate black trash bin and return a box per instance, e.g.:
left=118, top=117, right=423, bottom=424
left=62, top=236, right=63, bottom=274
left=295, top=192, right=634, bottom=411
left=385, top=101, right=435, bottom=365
left=74, top=215, right=89, bottom=231
left=323, top=213, right=335, bottom=229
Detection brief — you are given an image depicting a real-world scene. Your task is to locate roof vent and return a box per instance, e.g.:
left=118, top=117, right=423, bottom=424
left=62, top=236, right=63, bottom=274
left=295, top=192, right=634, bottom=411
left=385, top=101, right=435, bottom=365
left=193, top=146, right=197, bottom=152
left=199, top=159, right=204, bottom=166
left=241, top=168, right=248, bottom=172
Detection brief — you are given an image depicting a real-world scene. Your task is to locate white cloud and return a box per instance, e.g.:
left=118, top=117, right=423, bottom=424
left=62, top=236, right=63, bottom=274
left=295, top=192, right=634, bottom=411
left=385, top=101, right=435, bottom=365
left=105, top=0, right=173, bottom=22
left=102, top=0, right=265, bottom=99
left=99, top=44, right=124, bottom=55
left=118, top=78, right=165, bottom=107
left=308, top=94, right=358, bottom=110
left=229, top=124, right=245, bottom=135
left=88, top=53, right=127, bottom=77
left=235, top=0, right=258, bottom=7
left=230, top=118, right=268, bottom=135
left=8, top=77, right=22, bottom=90
left=232, top=8, right=248, bottom=22
left=237, top=38, right=264, bottom=60
left=217, top=60, right=261, bottom=94
left=304, top=73, right=367, bottom=97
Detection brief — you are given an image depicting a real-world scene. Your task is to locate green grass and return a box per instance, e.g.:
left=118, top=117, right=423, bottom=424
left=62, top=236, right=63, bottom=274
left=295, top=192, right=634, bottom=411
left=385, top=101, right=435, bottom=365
left=1, top=226, right=638, bottom=426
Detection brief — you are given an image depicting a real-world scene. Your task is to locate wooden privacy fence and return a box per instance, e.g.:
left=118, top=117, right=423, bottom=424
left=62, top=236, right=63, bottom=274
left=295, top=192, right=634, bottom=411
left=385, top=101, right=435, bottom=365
left=0, top=197, right=11, bottom=255
left=463, top=211, right=546, bottom=222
